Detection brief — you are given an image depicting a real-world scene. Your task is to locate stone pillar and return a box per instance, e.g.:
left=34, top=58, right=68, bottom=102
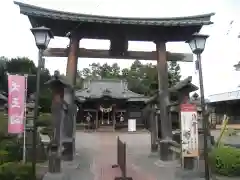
left=155, top=41, right=172, bottom=161
left=43, top=72, right=69, bottom=180
left=62, top=35, right=80, bottom=161
left=49, top=82, right=64, bottom=173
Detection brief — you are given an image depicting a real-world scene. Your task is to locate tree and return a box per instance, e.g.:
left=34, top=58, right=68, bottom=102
left=168, top=61, right=181, bottom=87
left=78, top=59, right=181, bottom=96
left=0, top=56, right=52, bottom=112
left=79, top=63, right=121, bottom=79
left=75, top=70, right=84, bottom=89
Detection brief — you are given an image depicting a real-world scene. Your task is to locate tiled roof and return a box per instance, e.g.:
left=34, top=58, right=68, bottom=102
left=14, top=1, right=214, bottom=26
left=75, top=79, right=147, bottom=101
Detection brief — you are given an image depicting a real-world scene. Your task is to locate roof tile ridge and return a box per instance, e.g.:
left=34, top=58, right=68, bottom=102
left=14, top=1, right=215, bottom=21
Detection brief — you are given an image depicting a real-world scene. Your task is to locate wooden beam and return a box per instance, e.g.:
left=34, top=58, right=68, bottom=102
left=43, top=48, right=193, bottom=62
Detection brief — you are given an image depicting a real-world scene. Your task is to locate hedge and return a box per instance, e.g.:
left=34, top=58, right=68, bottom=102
left=0, top=139, right=22, bottom=162
left=0, top=162, right=32, bottom=180
left=36, top=113, right=52, bottom=127
left=209, top=146, right=240, bottom=176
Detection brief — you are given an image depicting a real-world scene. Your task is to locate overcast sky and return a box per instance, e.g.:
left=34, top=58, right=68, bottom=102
left=0, top=0, right=240, bottom=97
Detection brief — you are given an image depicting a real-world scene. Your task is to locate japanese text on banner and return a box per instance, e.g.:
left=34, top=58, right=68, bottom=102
left=8, top=75, right=26, bottom=134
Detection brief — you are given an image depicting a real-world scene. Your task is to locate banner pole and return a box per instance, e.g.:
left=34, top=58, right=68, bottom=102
left=23, top=74, right=28, bottom=163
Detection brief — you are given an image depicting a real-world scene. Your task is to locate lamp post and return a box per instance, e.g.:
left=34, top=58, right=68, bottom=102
left=187, top=33, right=210, bottom=180
left=30, top=26, right=53, bottom=180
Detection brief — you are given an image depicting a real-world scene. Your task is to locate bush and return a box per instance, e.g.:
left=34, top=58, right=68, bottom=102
left=209, top=146, right=240, bottom=176
left=0, top=139, right=22, bottom=162
left=36, top=113, right=52, bottom=127
left=0, top=113, right=8, bottom=134
left=0, top=150, right=8, bottom=165
left=0, top=132, right=17, bottom=142
left=40, top=127, right=52, bottom=136
left=0, top=162, right=32, bottom=180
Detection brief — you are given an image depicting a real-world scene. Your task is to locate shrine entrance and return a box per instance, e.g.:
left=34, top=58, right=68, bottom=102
left=99, top=105, right=113, bottom=125
left=15, top=1, right=214, bottom=161
left=98, top=108, right=126, bottom=127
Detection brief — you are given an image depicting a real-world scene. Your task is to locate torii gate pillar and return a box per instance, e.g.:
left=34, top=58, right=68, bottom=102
left=155, top=41, right=173, bottom=161
left=62, top=35, right=79, bottom=161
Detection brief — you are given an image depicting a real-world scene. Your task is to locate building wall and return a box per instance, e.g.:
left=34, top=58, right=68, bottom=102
left=210, top=100, right=240, bottom=124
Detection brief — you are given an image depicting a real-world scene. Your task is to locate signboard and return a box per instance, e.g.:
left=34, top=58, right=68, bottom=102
left=180, top=103, right=199, bottom=157
left=128, top=119, right=136, bottom=132
left=8, top=75, right=26, bottom=134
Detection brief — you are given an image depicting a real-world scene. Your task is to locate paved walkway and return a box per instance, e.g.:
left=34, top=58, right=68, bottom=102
left=74, top=132, right=175, bottom=180
left=57, top=131, right=238, bottom=180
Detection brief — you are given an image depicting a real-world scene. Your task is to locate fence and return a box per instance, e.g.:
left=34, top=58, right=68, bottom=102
left=114, top=136, right=132, bottom=180
left=117, top=136, right=126, bottom=178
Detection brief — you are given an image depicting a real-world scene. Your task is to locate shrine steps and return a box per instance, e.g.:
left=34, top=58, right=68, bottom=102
left=97, top=125, right=115, bottom=132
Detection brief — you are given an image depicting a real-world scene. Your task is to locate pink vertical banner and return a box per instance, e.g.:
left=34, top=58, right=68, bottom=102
left=8, top=75, right=26, bottom=134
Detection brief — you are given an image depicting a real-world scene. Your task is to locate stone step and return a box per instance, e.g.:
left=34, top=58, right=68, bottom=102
left=97, top=126, right=114, bottom=132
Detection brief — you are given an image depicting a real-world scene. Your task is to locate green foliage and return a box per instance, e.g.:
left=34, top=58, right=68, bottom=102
left=39, top=127, right=52, bottom=137
left=0, top=114, right=8, bottom=134
left=168, top=61, right=181, bottom=87
left=79, top=59, right=181, bottom=95
left=0, top=56, right=52, bottom=112
left=0, top=162, right=32, bottom=180
left=0, top=139, right=22, bottom=162
left=37, top=113, right=52, bottom=127
left=0, top=55, right=182, bottom=111
left=0, top=150, right=9, bottom=165
left=209, top=146, right=240, bottom=176
left=39, top=89, right=52, bottom=113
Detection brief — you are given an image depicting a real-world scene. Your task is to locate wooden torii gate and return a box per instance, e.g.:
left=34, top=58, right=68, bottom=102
left=15, top=1, right=214, bottom=161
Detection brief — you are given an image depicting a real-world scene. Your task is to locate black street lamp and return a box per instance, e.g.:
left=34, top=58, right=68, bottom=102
left=187, top=33, right=210, bottom=180
left=30, top=26, right=53, bottom=180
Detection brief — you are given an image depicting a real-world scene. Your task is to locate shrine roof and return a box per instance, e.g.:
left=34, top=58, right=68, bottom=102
left=14, top=1, right=214, bottom=40
left=75, top=79, right=148, bottom=102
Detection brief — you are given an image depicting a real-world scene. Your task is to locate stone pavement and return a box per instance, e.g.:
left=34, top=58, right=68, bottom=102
left=73, top=131, right=177, bottom=180
left=79, top=132, right=156, bottom=180
left=59, top=131, right=236, bottom=180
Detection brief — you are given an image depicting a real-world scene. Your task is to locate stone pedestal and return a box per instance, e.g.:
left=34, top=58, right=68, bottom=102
left=183, top=157, right=195, bottom=170
left=151, top=144, right=158, bottom=152
left=43, top=172, right=70, bottom=180
left=62, top=141, right=74, bottom=161
left=159, top=140, right=173, bottom=161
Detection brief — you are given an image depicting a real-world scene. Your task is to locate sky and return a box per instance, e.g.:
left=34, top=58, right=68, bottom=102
left=0, top=0, right=240, bottom=97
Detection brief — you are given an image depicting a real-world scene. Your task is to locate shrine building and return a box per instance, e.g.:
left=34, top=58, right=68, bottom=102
left=75, top=79, right=148, bottom=130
